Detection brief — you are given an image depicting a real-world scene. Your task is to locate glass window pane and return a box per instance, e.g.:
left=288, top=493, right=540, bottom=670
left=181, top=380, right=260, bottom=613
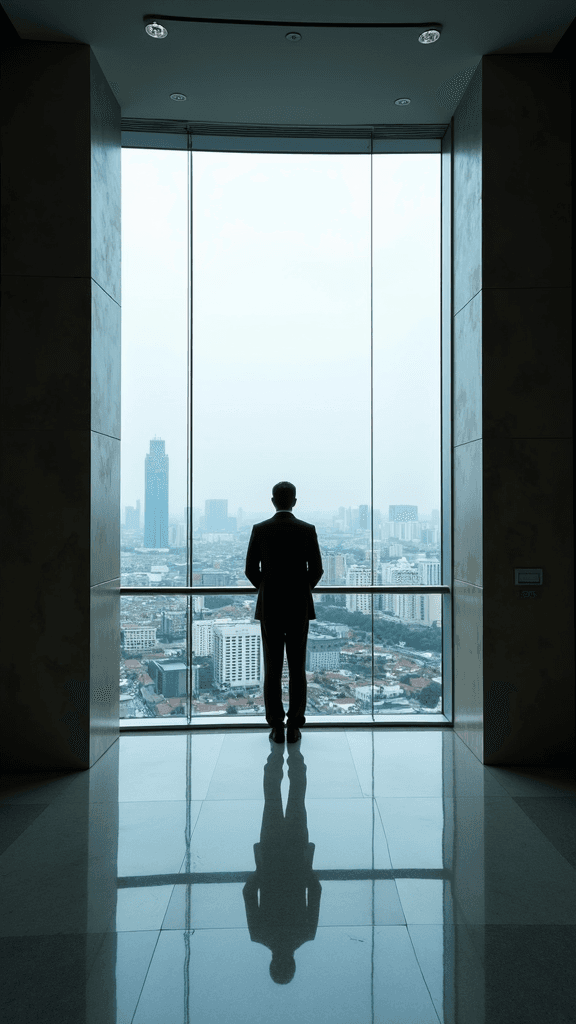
left=191, top=151, right=371, bottom=556
left=121, top=150, right=190, bottom=587
left=372, top=154, right=441, bottom=576
left=120, top=594, right=188, bottom=723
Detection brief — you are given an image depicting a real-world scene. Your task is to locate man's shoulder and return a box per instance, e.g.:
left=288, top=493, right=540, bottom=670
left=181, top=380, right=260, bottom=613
left=294, top=516, right=317, bottom=532
left=253, top=514, right=316, bottom=533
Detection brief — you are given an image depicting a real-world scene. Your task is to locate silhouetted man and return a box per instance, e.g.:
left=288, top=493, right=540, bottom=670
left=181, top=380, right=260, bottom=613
left=245, top=482, right=323, bottom=743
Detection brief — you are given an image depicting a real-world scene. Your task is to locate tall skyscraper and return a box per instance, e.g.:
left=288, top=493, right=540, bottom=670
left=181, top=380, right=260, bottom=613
left=324, top=554, right=347, bottom=585
left=380, top=557, right=419, bottom=613
left=144, top=439, right=169, bottom=548
left=358, top=505, right=370, bottom=530
left=389, top=505, right=418, bottom=522
left=204, top=499, right=230, bottom=533
left=125, top=499, right=141, bottom=530
left=346, top=566, right=372, bottom=613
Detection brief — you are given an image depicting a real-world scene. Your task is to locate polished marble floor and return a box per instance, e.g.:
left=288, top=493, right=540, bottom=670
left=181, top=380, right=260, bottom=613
left=1, top=727, right=575, bottom=1024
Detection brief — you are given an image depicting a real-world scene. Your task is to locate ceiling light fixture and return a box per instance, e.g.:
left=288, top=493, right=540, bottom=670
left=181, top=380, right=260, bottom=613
left=418, top=29, right=440, bottom=44
left=145, top=21, right=168, bottom=39
left=285, top=32, right=301, bottom=42
left=395, top=98, right=411, bottom=106
left=170, top=93, right=186, bottom=102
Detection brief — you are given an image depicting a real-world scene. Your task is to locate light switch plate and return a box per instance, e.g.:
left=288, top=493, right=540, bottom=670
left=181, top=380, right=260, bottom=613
left=514, top=568, right=543, bottom=585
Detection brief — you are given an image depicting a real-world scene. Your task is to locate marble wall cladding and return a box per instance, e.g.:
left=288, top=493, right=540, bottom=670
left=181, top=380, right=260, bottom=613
left=90, top=580, right=120, bottom=769
left=91, top=281, right=121, bottom=439
left=452, top=62, right=483, bottom=316
left=450, top=54, right=572, bottom=766
left=91, top=432, right=120, bottom=588
left=0, top=429, right=91, bottom=771
left=482, top=438, right=574, bottom=766
left=482, top=56, right=571, bottom=292
left=453, top=440, right=483, bottom=588
left=0, top=276, right=91, bottom=430
left=1, top=43, right=91, bottom=278
left=452, top=580, right=484, bottom=763
left=1, top=41, right=121, bottom=769
left=482, top=288, right=572, bottom=440
left=453, top=290, right=482, bottom=447
left=89, top=52, right=121, bottom=305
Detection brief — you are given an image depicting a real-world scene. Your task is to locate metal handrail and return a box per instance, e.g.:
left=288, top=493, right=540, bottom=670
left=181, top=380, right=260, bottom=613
left=120, top=585, right=450, bottom=596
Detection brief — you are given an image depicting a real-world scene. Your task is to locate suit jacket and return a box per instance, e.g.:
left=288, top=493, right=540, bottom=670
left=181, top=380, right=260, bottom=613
left=245, top=511, right=323, bottom=622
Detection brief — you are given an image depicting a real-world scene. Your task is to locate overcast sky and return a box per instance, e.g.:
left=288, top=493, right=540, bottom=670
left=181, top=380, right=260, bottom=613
left=121, top=149, right=440, bottom=523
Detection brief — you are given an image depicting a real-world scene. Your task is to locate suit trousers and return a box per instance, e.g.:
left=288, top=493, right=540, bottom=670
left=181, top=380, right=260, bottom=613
left=260, top=616, right=309, bottom=727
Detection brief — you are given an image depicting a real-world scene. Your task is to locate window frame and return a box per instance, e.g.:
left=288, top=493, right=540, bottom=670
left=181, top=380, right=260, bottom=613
left=119, top=129, right=452, bottom=728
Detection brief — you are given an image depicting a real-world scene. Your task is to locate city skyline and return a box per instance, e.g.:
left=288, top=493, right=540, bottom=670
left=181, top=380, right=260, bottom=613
left=124, top=450, right=440, bottom=532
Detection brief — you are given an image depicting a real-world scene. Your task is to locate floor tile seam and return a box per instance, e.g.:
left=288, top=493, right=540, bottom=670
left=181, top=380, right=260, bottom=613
left=483, top=766, right=576, bottom=797
left=0, top=811, right=53, bottom=857
left=404, top=922, right=443, bottom=1024
left=151, top=923, right=416, bottom=934
left=130, top=928, right=163, bottom=1024
left=451, top=894, right=487, bottom=964
left=508, top=796, right=576, bottom=872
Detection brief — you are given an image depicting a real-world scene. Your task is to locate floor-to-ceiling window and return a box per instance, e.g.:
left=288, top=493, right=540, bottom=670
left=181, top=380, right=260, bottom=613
left=120, top=140, right=448, bottom=726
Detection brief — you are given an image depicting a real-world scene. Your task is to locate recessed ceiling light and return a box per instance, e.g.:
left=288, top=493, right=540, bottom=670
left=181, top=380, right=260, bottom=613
left=145, top=21, right=168, bottom=39
left=418, top=29, right=440, bottom=44
left=285, top=32, right=302, bottom=42
left=170, top=93, right=187, bottom=102
left=395, top=98, right=411, bottom=106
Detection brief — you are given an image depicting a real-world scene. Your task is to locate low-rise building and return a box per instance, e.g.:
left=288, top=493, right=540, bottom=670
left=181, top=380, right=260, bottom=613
left=121, top=624, right=157, bottom=651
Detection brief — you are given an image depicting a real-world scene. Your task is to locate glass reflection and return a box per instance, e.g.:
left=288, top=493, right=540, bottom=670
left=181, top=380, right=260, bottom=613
left=243, top=744, right=321, bottom=984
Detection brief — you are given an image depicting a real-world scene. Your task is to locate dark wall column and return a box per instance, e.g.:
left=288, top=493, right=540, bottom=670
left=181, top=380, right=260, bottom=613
left=451, top=55, right=573, bottom=765
left=1, top=42, right=120, bottom=769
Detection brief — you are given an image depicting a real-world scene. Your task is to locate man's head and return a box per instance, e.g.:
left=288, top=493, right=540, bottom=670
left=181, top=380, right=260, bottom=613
left=269, top=951, right=296, bottom=984
left=272, top=481, right=296, bottom=511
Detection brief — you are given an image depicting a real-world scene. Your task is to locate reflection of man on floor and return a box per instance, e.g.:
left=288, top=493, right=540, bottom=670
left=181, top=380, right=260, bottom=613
left=245, top=481, right=323, bottom=744
left=243, top=744, right=321, bottom=984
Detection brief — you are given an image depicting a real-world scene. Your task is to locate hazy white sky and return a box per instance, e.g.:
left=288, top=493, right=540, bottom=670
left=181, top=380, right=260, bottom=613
left=121, top=149, right=440, bottom=522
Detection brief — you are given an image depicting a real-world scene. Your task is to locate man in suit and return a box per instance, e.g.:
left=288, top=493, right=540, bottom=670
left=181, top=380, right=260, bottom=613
left=245, top=482, right=323, bottom=744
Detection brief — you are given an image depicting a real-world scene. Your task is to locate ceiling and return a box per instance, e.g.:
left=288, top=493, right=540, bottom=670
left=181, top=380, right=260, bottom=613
left=3, top=0, right=574, bottom=125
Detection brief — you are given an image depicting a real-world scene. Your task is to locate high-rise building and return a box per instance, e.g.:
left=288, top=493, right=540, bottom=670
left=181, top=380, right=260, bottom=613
left=358, top=505, right=370, bottom=530
left=382, top=557, right=419, bottom=585
left=144, top=439, right=169, bottom=548
left=306, top=637, right=341, bottom=672
left=147, top=659, right=187, bottom=698
left=192, top=620, right=214, bottom=656
left=323, top=554, right=347, bottom=585
left=392, top=593, right=442, bottom=627
left=346, top=566, right=372, bottom=613
left=204, top=499, right=229, bottom=533
left=380, top=557, right=419, bottom=613
left=202, top=568, right=229, bottom=586
left=213, top=622, right=263, bottom=689
left=389, top=505, right=418, bottom=522
left=161, top=611, right=186, bottom=637
left=418, top=558, right=441, bottom=585
left=125, top=500, right=141, bottom=531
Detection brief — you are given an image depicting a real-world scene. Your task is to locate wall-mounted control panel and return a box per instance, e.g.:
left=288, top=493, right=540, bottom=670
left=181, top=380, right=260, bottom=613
left=514, top=568, right=543, bottom=585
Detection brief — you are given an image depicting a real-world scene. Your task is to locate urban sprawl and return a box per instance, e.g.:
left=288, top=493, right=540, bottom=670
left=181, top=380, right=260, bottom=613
left=121, top=443, right=443, bottom=720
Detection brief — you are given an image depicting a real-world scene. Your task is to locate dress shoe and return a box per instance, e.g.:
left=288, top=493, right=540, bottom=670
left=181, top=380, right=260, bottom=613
left=269, top=726, right=285, bottom=744
left=286, top=725, right=301, bottom=743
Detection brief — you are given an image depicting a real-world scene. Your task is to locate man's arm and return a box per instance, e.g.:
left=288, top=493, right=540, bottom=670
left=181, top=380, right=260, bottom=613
left=307, top=526, right=323, bottom=589
left=245, top=526, right=263, bottom=589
